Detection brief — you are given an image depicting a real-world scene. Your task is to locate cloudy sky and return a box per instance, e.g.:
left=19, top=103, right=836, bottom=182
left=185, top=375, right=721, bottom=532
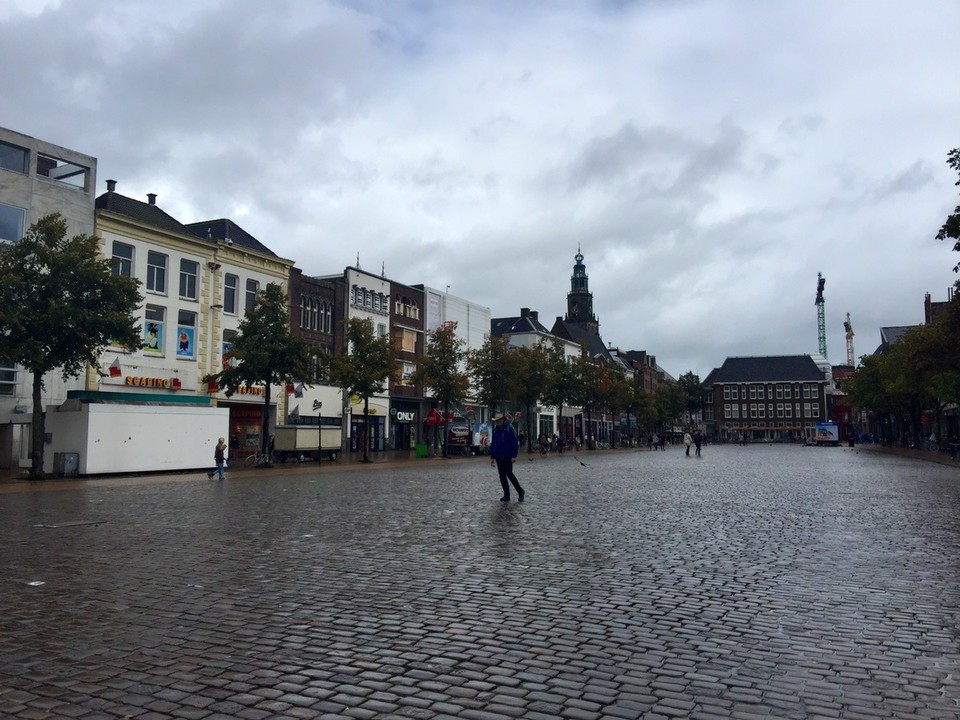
left=3, top=0, right=958, bottom=379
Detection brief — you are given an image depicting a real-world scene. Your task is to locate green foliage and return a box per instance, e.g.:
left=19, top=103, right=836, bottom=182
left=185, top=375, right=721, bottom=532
left=539, top=339, right=578, bottom=414
left=0, top=213, right=143, bottom=478
left=324, top=317, right=398, bottom=462
left=212, top=283, right=315, bottom=395
left=512, top=342, right=555, bottom=450
left=677, top=371, right=704, bottom=414
left=0, top=214, right=142, bottom=376
left=935, top=147, right=960, bottom=274
left=412, top=324, right=470, bottom=409
left=654, top=382, right=686, bottom=428
left=846, top=300, right=960, bottom=444
left=466, top=334, right=521, bottom=415
left=208, top=283, right=315, bottom=456
left=412, top=323, right=470, bottom=457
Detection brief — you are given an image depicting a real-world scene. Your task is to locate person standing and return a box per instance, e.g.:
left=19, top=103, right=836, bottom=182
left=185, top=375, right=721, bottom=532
left=208, top=437, right=227, bottom=480
left=683, top=429, right=693, bottom=456
left=490, top=414, right=524, bottom=502
left=693, top=428, right=702, bottom=457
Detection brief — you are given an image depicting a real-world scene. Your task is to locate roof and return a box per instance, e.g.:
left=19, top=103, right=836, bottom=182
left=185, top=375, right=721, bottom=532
left=709, top=355, right=826, bottom=383
left=491, top=314, right=552, bottom=337
left=95, top=192, right=194, bottom=236
left=185, top=219, right=277, bottom=257
left=878, top=325, right=916, bottom=349
left=551, top=319, right=613, bottom=361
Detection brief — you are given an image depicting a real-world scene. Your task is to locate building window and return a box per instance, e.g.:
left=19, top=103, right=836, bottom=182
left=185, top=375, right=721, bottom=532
left=732, top=405, right=739, bottom=419
left=112, top=241, right=134, bottom=277
left=245, top=279, right=259, bottom=311
left=221, top=329, right=238, bottom=369
left=176, top=310, right=197, bottom=359
left=179, top=259, right=199, bottom=300
left=777, top=403, right=784, bottom=418
left=749, top=386, right=757, bottom=400
left=36, top=153, right=89, bottom=189
left=750, top=403, right=758, bottom=419
left=0, top=141, right=28, bottom=174
left=321, top=301, right=332, bottom=333
left=397, top=361, right=415, bottom=386
left=0, top=366, right=15, bottom=396
left=759, top=404, right=766, bottom=419
left=401, top=329, right=416, bottom=353
left=144, top=305, right=165, bottom=355
left=377, top=323, right=387, bottom=338
left=0, top=202, right=25, bottom=243
left=223, top=274, right=238, bottom=314
left=147, top=251, right=167, bottom=293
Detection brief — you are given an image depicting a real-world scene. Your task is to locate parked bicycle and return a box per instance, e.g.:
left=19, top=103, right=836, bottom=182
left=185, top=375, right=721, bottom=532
left=243, top=449, right=278, bottom=467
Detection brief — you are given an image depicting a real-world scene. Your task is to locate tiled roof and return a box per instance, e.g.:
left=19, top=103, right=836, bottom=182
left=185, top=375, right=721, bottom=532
left=491, top=314, right=552, bottom=337
left=551, top=319, right=612, bottom=361
left=95, top=192, right=194, bottom=236
left=185, top=219, right=277, bottom=257
left=710, top=355, right=825, bottom=383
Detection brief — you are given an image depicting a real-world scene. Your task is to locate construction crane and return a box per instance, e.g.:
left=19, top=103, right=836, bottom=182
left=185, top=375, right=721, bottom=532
left=844, top=313, right=855, bottom=366
left=815, top=273, right=827, bottom=359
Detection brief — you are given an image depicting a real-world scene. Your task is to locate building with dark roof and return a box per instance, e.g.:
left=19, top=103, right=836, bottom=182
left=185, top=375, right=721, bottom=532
left=702, top=355, right=829, bottom=442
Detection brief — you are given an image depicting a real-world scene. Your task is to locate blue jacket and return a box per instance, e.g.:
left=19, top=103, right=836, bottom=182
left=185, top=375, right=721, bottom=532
left=490, top=423, right=519, bottom=460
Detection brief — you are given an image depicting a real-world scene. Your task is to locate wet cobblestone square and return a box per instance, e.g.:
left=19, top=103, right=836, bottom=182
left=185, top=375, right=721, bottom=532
left=1, top=445, right=959, bottom=719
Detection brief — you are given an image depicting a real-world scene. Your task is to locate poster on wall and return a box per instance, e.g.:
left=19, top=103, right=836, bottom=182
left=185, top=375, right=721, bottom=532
left=176, top=326, right=195, bottom=358
left=143, top=321, right=163, bottom=355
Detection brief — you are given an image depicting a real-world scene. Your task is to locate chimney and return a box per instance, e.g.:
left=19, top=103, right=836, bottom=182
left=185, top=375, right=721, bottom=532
left=520, top=307, right=531, bottom=318
left=106, top=179, right=116, bottom=192
left=531, top=310, right=538, bottom=322
left=147, top=193, right=157, bottom=205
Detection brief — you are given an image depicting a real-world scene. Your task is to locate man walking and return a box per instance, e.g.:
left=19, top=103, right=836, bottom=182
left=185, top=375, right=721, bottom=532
left=490, top=414, right=524, bottom=502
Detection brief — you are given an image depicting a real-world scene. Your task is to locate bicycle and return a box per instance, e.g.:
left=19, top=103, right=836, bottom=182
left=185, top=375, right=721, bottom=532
left=243, top=449, right=277, bottom=467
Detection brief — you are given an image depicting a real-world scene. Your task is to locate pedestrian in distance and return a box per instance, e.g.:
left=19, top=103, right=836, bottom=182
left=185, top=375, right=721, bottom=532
left=208, top=437, right=227, bottom=480
left=490, top=414, right=524, bottom=502
left=693, top=428, right=702, bottom=457
left=683, top=430, right=693, bottom=456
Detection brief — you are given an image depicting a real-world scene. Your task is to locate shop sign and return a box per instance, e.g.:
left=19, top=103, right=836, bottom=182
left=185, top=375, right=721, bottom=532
left=124, top=376, right=178, bottom=389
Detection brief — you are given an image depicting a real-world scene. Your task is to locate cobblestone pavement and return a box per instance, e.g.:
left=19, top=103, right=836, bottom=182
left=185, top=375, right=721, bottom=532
left=2, top=445, right=960, bottom=719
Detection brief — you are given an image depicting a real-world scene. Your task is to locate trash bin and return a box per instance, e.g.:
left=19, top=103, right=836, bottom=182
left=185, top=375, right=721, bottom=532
left=415, top=443, right=428, bottom=458
left=54, top=452, right=79, bottom=478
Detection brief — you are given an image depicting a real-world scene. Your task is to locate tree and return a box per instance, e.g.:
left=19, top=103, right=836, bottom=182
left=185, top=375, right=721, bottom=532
left=324, top=317, right=398, bottom=462
left=677, top=371, right=704, bottom=419
left=570, top=355, right=606, bottom=450
left=467, top=334, right=521, bottom=417
left=208, top=283, right=315, bottom=462
left=936, top=147, right=960, bottom=275
left=0, top=214, right=142, bottom=478
left=411, top=323, right=470, bottom=458
left=512, top=341, right=554, bottom=452
left=540, top=339, right=579, bottom=442
left=654, top=382, right=686, bottom=437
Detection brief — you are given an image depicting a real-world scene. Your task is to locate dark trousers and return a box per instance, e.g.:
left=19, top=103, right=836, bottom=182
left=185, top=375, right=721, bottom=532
left=495, top=457, right=523, bottom=497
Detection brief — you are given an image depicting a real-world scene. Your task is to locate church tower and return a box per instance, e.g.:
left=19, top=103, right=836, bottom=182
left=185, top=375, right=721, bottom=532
left=565, top=248, right=598, bottom=331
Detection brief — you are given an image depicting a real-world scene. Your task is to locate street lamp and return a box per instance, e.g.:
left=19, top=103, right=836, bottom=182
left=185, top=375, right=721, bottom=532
left=313, top=400, right=322, bottom=462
